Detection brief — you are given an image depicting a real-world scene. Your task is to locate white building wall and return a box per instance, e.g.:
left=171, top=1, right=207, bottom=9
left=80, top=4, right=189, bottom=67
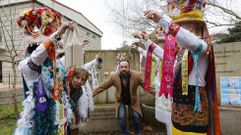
left=0, top=1, right=102, bottom=87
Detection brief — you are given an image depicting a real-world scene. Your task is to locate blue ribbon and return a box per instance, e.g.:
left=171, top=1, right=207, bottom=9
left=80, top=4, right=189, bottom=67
left=191, top=42, right=203, bottom=112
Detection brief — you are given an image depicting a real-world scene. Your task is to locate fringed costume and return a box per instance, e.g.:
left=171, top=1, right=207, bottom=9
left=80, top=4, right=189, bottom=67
left=137, top=46, right=172, bottom=135
left=15, top=37, right=72, bottom=135
left=14, top=7, right=72, bottom=135
left=143, top=0, right=221, bottom=134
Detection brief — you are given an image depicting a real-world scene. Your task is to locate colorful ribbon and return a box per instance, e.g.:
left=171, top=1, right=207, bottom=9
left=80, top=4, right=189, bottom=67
left=191, top=42, right=203, bottom=112
left=91, top=67, right=99, bottom=88
left=151, top=55, right=158, bottom=88
left=159, top=35, right=176, bottom=98
left=43, top=40, right=59, bottom=100
left=34, top=76, right=48, bottom=112
left=181, top=49, right=189, bottom=95
left=144, top=44, right=156, bottom=92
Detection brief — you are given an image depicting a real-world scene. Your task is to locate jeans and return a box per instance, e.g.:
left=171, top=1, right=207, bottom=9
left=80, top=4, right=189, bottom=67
left=118, top=102, right=141, bottom=135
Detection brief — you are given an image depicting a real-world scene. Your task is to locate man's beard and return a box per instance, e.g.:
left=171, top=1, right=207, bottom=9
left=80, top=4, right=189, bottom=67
left=120, top=71, right=130, bottom=78
left=120, top=71, right=130, bottom=87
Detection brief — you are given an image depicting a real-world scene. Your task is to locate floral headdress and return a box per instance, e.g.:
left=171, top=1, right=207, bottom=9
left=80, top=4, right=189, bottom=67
left=167, top=0, right=206, bottom=23
left=17, top=7, right=62, bottom=37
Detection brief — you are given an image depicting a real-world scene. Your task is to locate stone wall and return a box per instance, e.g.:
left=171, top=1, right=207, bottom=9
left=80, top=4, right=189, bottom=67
left=84, top=50, right=155, bottom=105
left=213, top=42, right=241, bottom=105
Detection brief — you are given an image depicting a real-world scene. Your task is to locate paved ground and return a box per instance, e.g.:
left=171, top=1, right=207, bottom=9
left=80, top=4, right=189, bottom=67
left=0, top=90, right=241, bottom=134
left=219, top=107, right=241, bottom=135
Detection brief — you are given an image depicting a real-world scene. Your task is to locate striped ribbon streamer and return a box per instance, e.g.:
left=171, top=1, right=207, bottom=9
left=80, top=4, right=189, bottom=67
left=91, top=67, right=99, bottom=88
left=181, top=49, right=189, bottom=95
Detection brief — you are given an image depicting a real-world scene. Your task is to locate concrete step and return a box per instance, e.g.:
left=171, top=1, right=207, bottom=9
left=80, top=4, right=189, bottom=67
left=79, top=104, right=167, bottom=134
left=79, top=104, right=120, bottom=134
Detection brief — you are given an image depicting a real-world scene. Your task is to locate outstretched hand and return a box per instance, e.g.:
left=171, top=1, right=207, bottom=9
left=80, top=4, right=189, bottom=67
left=131, top=44, right=138, bottom=50
left=132, top=30, right=149, bottom=42
left=144, top=10, right=162, bottom=23
left=57, top=22, right=75, bottom=36
left=95, top=53, right=101, bottom=60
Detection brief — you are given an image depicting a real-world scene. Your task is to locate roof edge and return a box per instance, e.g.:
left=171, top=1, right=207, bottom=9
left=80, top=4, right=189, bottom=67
left=52, top=0, right=103, bottom=34
left=0, top=0, right=29, bottom=6
left=36, top=0, right=103, bottom=36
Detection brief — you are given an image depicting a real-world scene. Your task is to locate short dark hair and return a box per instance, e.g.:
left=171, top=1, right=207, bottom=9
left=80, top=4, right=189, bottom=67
left=119, top=59, right=130, bottom=67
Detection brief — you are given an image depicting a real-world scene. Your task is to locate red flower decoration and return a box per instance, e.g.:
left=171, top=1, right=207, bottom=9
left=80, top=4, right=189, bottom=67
left=43, top=27, right=54, bottom=36
left=35, top=8, right=44, bottom=15
left=189, top=0, right=196, bottom=5
left=17, top=7, right=61, bottom=37
left=184, top=7, right=193, bottom=13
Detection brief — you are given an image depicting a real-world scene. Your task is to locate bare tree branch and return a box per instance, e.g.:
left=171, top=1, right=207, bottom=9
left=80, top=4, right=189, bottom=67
left=1, top=5, right=11, bottom=23
left=207, top=1, right=241, bottom=20
left=0, top=10, right=18, bottom=56
left=10, top=4, right=18, bottom=56
left=105, top=0, right=156, bottom=38
left=206, top=20, right=237, bottom=28
left=0, top=20, right=12, bottom=57
left=106, top=0, right=241, bottom=43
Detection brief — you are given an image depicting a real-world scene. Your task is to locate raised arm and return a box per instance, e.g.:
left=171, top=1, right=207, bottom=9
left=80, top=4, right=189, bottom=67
left=82, top=54, right=102, bottom=70
left=144, top=10, right=207, bottom=53
left=93, top=72, right=114, bottom=97
left=19, top=23, right=74, bottom=70
left=18, top=23, right=74, bottom=89
left=132, top=31, right=164, bottom=59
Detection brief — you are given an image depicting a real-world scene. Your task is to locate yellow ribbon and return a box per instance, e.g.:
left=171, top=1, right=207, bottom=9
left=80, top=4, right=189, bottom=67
left=151, top=55, right=157, bottom=88
left=150, top=55, right=162, bottom=89
left=181, top=49, right=189, bottom=95
left=58, top=102, right=65, bottom=135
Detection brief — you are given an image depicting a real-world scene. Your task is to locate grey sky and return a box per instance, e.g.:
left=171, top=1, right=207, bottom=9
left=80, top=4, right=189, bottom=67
left=56, top=0, right=241, bottom=49
left=57, top=0, right=123, bottom=50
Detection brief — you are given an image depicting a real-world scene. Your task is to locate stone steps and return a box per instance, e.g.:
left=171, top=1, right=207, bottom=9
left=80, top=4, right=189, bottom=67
left=79, top=104, right=120, bottom=134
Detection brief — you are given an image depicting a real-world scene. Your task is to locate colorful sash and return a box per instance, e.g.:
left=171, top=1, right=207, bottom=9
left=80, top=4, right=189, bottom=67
left=205, top=45, right=221, bottom=135
left=58, top=102, right=65, bottom=135
left=43, top=40, right=59, bottom=100
left=34, top=77, right=48, bottom=112
left=159, top=60, right=162, bottom=84
left=191, top=42, right=203, bottom=112
left=144, top=44, right=156, bottom=92
left=67, top=66, right=76, bottom=96
left=151, top=55, right=158, bottom=88
left=181, top=49, right=189, bottom=95
left=91, top=67, right=99, bottom=88
left=159, top=35, right=176, bottom=98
